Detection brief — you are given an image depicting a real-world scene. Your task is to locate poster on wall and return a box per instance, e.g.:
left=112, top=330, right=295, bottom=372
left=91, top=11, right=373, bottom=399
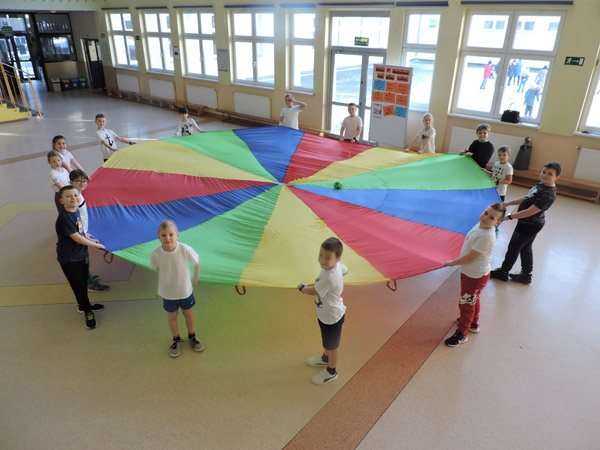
left=368, top=65, right=412, bottom=149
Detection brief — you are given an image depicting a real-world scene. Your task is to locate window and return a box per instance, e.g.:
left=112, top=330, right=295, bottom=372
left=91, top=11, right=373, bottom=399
left=581, top=69, right=600, bottom=133
left=143, top=12, right=173, bottom=72
left=330, top=15, right=389, bottom=49
left=107, top=12, right=138, bottom=67
left=232, top=10, right=275, bottom=86
left=181, top=11, right=217, bottom=78
left=291, top=12, right=315, bottom=91
left=401, top=12, right=441, bottom=110
left=453, top=10, right=565, bottom=123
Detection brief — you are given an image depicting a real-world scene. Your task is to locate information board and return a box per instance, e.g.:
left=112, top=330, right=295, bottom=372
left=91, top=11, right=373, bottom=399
left=368, top=65, right=412, bottom=149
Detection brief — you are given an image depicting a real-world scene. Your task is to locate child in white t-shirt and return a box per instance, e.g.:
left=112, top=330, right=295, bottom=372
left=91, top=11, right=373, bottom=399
left=487, top=146, right=514, bottom=202
left=298, top=237, right=348, bottom=385
left=95, top=113, right=135, bottom=162
left=173, top=106, right=205, bottom=136
left=150, top=220, right=203, bottom=358
left=339, top=103, right=363, bottom=142
left=48, top=150, right=70, bottom=211
left=279, top=94, right=306, bottom=130
left=405, top=112, right=436, bottom=154
left=52, top=135, right=84, bottom=173
left=443, top=203, right=506, bottom=347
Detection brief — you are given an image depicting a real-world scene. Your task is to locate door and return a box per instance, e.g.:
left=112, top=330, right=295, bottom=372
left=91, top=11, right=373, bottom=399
left=83, top=38, right=105, bottom=89
left=329, top=50, right=385, bottom=142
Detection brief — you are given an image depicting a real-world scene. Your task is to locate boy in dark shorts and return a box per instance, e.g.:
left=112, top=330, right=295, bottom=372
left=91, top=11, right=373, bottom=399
left=298, top=237, right=348, bottom=385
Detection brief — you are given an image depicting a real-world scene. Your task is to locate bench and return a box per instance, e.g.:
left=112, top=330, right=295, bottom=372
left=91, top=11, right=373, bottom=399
left=216, top=109, right=278, bottom=127
left=486, top=164, right=600, bottom=203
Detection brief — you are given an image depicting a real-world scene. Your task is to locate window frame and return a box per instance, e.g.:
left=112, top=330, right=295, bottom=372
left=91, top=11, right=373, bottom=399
left=143, top=11, right=174, bottom=73
left=106, top=11, right=138, bottom=68
left=400, top=10, right=441, bottom=111
left=290, top=10, right=316, bottom=92
left=180, top=9, right=218, bottom=79
left=452, top=9, right=566, bottom=124
left=231, top=8, right=275, bottom=87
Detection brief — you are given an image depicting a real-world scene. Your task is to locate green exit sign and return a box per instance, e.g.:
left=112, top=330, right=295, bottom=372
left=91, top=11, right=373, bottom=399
left=354, top=37, right=369, bottom=47
left=564, top=56, right=585, bottom=66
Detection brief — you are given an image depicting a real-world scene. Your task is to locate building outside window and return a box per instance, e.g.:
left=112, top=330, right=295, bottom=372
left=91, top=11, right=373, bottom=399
left=452, top=10, right=565, bottom=123
left=107, top=12, right=138, bottom=68
left=232, top=9, right=275, bottom=86
left=290, top=12, right=315, bottom=91
left=181, top=10, right=217, bottom=78
left=144, top=11, right=173, bottom=72
left=401, top=12, right=440, bottom=111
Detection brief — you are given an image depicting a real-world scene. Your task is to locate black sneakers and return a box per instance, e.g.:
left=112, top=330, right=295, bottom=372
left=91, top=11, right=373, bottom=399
left=445, top=331, right=468, bottom=347
left=77, top=303, right=104, bottom=314
left=88, top=282, right=110, bottom=292
left=490, top=268, right=509, bottom=281
left=509, top=272, right=532, bottom=284
left=85, top=311, right=96, bottom=330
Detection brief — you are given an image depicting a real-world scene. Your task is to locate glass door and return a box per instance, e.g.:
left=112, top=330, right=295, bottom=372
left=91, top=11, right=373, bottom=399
left=329, top=50, right=385, bottom=141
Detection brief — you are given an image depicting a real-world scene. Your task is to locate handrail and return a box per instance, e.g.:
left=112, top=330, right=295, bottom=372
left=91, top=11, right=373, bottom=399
left=0, top=62, right=42, bottom=117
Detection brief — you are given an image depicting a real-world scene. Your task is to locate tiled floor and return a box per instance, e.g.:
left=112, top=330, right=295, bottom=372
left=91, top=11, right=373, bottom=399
left=1, top=85, right=599, bottom=450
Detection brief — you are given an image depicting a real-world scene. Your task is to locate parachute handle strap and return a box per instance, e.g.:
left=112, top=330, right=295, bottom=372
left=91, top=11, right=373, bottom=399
left=104, top=251, right=114, bottom=264
left=386, top=280, right=397, bottom=292
left=235, top=285, right=247, bottom=296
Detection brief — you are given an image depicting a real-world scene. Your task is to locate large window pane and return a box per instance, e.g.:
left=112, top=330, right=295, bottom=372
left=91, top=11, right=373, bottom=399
left=456, top=55, right=501, bottom=112
left=183, top=13, right=199, bottom=34
left=200, top=13, right=215, bottom=34
left=126, top=35, right=138, bottom=66
left=255, top=13, right=274, bottom=37
left=466, top=14, right=510, bottom=48
left=404, top=51, right=435, bottom=110
left=513, top=15, right=560, bottom=51
left=145, top=13, right=159, bottom=33
left=406, top=14, right=440, bottom=45
left=234, top=13, right=252, bottom=36
left=148, top=36, right=163, bottom=69
left=256, top=42, right=274, bottom=84
left=110, top=14, right=123, bottom=31
left=185, top=39, right=202, bottom=74
left=330, top=103, right=348, bottom=135
left=293, top=45, right=314, bottom=89
left=332, top=53, right=361, bottom=103
left=235, top=41, right=253, bottom=81
left=114, top=35, right=127, bottom=65
left=366, top=55, right=384, bottom=108
left=498, top=58, right=549, bottom=120
left=162, top=37, right=173, bottom=70
left=202, top=40, right=218, bottom=76
left=293, top=13, right=315, bottom=39
left=331, top=17, right=389, bottom=49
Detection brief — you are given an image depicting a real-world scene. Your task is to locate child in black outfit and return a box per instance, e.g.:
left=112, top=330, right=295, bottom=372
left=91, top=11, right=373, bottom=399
left=460, top=124, right=494, bottom=168
left=490, top=162, right=561, bottom=285
left=55, top=185, right=106, bottom=329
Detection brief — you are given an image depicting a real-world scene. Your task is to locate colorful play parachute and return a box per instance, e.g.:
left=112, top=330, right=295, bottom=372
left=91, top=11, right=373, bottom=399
left=85, top=127, right=499, bottom=288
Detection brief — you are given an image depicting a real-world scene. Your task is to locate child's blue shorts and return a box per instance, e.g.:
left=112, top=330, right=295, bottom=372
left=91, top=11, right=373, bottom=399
left=318, top=314, right=345, bottom=350
left=163, top=293, right=196, bottom=313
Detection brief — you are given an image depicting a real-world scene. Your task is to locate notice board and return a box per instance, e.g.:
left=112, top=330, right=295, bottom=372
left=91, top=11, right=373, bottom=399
left=368, top=65, right=412, bottom=149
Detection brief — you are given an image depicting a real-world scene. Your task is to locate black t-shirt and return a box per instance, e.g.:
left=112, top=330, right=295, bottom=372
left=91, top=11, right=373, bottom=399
left=517, top=182, right=557, bottom=225
left=56, top=209, right=88, bottom=265
left=468, top=140, right=495, bottom=168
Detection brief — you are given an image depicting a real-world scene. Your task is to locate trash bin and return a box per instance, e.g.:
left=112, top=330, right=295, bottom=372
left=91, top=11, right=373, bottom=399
left=70, top=78, right=80, bottom=89
left=78, top=77, right=88, bottom=88
left=50, top=78, right=61, bottom=92
left=60, top=79, right=71, bottom=90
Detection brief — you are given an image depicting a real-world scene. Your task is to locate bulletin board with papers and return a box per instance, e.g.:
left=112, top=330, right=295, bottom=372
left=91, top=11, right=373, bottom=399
left=368, top=65, right=412, bottom=149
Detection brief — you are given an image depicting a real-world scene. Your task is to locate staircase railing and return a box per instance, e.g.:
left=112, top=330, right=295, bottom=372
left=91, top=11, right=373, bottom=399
left=0, top=62, right=42, bottom=117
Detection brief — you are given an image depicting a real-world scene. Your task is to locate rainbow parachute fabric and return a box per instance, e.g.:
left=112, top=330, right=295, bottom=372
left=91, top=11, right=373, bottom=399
left=85, top=127, right=499, bottom=288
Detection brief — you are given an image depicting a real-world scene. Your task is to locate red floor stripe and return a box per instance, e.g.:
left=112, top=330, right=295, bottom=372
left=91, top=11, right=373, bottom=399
left=284, top=269, right=459, bottom=450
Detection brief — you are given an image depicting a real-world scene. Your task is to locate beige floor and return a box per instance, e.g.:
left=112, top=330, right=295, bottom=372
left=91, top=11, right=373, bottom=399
left=1, top=86, right=599, bottom=450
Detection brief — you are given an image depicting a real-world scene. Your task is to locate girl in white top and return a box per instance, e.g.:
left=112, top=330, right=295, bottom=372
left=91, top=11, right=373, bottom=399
left=174, top=106, right=205, bottom=136
left=405, top=112, right=436, bottom=154
left=48, top=150, right=70, bottom=211
left=52, top=135, right=84, bottom=173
